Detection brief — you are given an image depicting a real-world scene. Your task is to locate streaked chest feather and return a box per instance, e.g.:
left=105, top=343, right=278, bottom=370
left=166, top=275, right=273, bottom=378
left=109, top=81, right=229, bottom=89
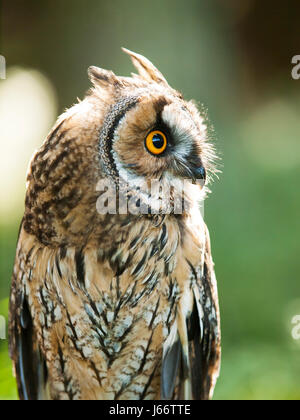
left=18, top=214, right=205, bottom=399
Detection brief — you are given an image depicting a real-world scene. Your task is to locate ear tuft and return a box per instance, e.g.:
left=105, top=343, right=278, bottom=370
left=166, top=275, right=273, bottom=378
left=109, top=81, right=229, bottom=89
left=88, top=66, right=120, bottom=89
left=122, top=48, right=169, bottom=86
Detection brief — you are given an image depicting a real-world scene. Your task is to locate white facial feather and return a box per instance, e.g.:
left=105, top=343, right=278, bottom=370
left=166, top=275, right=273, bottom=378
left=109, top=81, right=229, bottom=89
left=161, top=102, right=200, bottom=160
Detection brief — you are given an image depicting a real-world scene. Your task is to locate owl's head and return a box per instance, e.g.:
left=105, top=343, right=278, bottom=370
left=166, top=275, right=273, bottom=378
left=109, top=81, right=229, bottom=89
left=25, top=50, right=217, bottom=245
left=88, top=48, right=216, bottom=189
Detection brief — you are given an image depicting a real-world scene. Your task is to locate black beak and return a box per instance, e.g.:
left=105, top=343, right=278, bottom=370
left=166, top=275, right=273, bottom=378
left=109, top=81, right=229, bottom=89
left=187, top=165, right=206, bottom=186
left=172, top=157, right=206, bottom=186
left=191, top=166, right=206, bottom=182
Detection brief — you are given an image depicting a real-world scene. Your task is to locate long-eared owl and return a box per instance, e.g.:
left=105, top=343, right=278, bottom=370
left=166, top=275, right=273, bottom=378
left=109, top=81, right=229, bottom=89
left=9, top=49, right=221, bottom=400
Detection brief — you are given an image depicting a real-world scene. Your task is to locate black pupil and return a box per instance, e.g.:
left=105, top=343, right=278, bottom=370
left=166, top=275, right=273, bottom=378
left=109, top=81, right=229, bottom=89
left=152, top=133, right=165, bottom=149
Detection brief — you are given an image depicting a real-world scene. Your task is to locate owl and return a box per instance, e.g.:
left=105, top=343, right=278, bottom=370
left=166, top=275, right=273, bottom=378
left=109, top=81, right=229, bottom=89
left=9, top=49, right=221, bottom=400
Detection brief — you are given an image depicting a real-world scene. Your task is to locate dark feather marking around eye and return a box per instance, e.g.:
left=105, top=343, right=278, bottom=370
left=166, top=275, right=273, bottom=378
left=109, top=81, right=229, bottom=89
left=99, top=96, right=139, bottom=181
left=148, top=117, right=174, bottom=155
left=153, top=97, right=170, bottom=114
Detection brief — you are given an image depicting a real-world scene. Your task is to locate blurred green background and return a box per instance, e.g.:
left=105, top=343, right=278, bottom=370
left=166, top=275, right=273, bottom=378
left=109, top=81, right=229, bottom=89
left=1, top=0, right=300, bottom=400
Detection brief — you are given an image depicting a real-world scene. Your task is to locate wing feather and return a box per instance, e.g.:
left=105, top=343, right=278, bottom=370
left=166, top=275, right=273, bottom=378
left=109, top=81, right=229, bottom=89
left=9, top=227, right=48, bottom=400
left=187, top=225, right=221, bottom=400
left=161, top=224, right=221, bottom=400
left=161, top=329, right=182, bottom=399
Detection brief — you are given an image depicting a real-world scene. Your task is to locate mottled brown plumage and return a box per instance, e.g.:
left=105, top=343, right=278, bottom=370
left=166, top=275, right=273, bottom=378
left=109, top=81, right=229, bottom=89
left=9, top=49, right=221, bottom=400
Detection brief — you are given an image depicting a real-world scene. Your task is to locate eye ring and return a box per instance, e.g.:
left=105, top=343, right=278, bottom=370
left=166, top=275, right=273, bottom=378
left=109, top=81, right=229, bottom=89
left=145, top=130, right=167, bottom=155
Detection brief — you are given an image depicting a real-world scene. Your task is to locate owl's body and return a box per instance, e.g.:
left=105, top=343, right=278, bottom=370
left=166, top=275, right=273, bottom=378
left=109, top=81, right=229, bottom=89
left=9, top=50, right=221, bottom=400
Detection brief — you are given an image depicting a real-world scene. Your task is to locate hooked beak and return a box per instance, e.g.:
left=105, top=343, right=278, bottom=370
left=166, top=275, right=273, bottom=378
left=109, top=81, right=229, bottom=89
left=190, top=166, right=206, bottom=185
left=172, top=157, right=206, bottom=186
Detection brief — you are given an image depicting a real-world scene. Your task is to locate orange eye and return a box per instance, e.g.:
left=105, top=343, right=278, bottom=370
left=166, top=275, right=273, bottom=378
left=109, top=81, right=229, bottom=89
left=145, top=130, right=167, bottom=155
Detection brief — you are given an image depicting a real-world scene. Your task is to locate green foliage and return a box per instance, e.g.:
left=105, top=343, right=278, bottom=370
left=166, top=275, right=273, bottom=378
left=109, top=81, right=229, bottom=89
left=0, top=298, right=17, bottom=400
